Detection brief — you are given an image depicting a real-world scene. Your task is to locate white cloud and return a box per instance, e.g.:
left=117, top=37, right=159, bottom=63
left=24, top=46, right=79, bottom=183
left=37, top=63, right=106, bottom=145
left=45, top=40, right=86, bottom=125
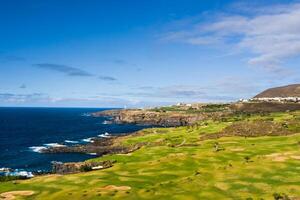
left=162, top=3, right=300, bottom=71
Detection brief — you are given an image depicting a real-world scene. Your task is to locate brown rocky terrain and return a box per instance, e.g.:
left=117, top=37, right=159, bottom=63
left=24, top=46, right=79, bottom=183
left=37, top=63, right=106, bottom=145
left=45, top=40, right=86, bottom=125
left=230, top=102, right=300, bottom=113
left=92, top=108, right=232, bottom=126
left=52, top=160, right=114, bottom=174
left=255, top=84, right=300, bottom=98
left=93, top=102, right=300, bottom=126
left=200, top=120, right=293, bottom=141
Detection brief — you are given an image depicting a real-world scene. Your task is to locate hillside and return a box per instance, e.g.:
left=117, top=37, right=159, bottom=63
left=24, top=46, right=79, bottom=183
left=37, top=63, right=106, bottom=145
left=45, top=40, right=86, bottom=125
left=255, top=84, right=300, bottom=98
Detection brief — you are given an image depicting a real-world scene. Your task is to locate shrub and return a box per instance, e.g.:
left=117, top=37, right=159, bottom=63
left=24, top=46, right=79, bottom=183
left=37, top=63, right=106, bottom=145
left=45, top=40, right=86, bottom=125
left=0, top=176, right=28, bottom=182
left=244, top=156, right=251, bottom=163
left=80, top=165, right=92, bottom=172
left=273, top=192, right=290, bottom=200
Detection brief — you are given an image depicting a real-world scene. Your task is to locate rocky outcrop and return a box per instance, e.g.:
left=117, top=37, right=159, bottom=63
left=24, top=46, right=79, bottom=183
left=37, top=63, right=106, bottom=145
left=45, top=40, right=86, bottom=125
left=52, top=160, right=114, bottom=174
left=42, top=137, right=143, bottom=155
left=93, top=109, right=231, bottom=126
left=43, top=143, right=141, bottom=155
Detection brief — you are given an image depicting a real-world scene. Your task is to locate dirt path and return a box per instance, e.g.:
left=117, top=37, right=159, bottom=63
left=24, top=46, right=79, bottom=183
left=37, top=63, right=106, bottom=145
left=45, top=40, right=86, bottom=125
left=99, top=185, right=131, bottom=191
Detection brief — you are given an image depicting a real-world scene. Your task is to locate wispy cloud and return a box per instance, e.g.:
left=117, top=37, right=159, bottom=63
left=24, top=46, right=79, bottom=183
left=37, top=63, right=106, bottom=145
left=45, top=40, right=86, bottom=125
left=128, top=85, right=206, bottom=99
left=32, top=63, right=120, bottom=82
left=113, top=59, right=128, bottom=65
left=0, top=93, right=46, bottom=103
left=33, top=63, right=93, bottom=77
left=162, top=2, right=300, bottom=72
left=0, top=55, right=26, bottom=62
left=98, top=76, right=117, bottom=81
left=0, top=92, right=159, bottom=108
left=19, top=84, right=26, bottom=89
left=115, top=84, right=241, bottom=102
left=110, top=58, right=141, bottom=71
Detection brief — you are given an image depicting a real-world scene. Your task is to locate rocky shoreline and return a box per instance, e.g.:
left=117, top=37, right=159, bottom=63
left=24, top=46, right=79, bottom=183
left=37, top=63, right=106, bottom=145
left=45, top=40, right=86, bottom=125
left=92, top=102, right=300, bottom=127
left=31, top=135, right=142, bottom=175
left=41, top=136, right=142, bottom=155
left=39, top=102, right=300, bottom=175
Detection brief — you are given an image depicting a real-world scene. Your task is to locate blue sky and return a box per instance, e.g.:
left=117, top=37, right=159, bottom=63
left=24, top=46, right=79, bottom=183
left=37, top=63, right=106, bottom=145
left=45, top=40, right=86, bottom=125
left=1, top=0, right=300, bottom=107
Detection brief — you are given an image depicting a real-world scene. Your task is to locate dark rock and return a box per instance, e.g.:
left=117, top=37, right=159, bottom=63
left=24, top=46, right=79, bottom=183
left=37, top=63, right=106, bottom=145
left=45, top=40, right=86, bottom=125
left=52, top=160, right=114, bottom=174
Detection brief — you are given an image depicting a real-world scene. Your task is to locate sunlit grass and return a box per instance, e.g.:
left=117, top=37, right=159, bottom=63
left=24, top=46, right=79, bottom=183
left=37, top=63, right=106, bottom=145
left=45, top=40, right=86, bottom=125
left=1, top=111, right=300, bottom=199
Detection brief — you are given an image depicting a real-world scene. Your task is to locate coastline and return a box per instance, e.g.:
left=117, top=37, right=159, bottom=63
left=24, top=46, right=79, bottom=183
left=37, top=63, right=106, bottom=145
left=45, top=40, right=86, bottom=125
left=3, top=101, right=300, bottom=178
left=2, top=106, right=300, bottom=198
left=0, top=107, right=151, bottom=178
left=37, top=102, right=300, bottom=174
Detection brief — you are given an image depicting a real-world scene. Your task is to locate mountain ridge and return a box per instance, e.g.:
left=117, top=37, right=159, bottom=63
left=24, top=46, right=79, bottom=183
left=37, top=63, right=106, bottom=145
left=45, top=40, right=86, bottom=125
left=254, top=84, right=300, bottom=98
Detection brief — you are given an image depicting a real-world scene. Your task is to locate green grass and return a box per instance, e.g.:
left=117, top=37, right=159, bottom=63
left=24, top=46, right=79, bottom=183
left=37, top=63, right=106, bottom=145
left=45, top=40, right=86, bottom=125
left=149, top=104, right=230, bottom=113
left=2, top=111, right=300, bottom=199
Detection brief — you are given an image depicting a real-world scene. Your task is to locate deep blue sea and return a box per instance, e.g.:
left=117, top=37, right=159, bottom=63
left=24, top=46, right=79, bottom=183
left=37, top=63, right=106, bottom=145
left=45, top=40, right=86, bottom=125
left=0, top=107, right=147, bottom=173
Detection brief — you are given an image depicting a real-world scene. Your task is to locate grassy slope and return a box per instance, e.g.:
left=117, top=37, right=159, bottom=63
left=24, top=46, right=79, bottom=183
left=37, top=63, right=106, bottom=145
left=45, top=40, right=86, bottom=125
left=1, top=112, right=300, bottom=199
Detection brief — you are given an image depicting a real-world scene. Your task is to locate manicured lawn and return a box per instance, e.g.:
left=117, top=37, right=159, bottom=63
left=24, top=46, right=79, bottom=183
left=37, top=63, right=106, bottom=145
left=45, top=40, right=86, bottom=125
left=1, top=112, right=300, bottom=199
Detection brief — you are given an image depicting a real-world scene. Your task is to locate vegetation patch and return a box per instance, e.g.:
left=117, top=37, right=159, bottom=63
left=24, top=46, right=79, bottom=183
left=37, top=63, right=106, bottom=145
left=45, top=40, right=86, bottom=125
left=200, top=120, right=294, bottom=140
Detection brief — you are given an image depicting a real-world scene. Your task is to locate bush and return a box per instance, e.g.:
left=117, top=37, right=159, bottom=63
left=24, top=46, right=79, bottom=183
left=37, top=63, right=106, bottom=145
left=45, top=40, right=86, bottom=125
left=244, top=156, right=251, bottom=163
left=80, top=165, right=92, bottom=172
left=273, top=192, right=290, bottom=200
left=0, top=176, right=27, bottom=182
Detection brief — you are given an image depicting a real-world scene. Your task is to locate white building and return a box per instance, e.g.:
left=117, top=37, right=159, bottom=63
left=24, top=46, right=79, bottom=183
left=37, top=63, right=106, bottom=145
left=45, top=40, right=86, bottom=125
left=252, top=97, right=300, bottom=103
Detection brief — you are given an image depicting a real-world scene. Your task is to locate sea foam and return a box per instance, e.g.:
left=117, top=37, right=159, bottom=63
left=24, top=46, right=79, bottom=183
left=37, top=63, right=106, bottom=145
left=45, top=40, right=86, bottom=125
left=64, top=140, right=79, bottom=144
left=81, top=113, right=91, bottom=117
left=87, top=153, right=97, bottom=155
left=44, top=143, right=66, bottom=147
left=98, top=132, right=111, bottom=138
left=81, top=138, right=94, bottom=143
left=102, top=120, right=112, bottom=124
left=29, top=146, right=47, bottom=153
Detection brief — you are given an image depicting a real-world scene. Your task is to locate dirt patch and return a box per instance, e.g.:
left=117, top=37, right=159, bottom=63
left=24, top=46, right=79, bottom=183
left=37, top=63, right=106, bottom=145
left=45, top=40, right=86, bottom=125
left=116, top=153, right=132, bottom=156
left=230, top=148, right=245, bottom=152
left=265, top=152, right=300, bottom=162
left=215, top=182, right=229, bottom=191
left=200, top=121, right=292, bottom=141
left=0, top=191, right=34, bottom=200
left=99, top=185, right=131, bottom=191
left=272, top=156, right=287, bottom=162
left=291, top=155, right=300, bottom=160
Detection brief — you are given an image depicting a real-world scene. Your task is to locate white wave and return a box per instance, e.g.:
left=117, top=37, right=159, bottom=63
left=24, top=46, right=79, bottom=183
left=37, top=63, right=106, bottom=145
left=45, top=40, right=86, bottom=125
left=64, top=140, right=79, bottom=144
left=81, top=138, right=94, bottom=143
left=87, top=153, right=97, bottom=155
left=29, top=146, right=47, bottom=153
left=102, top=120, right=112, bottom=124
left=0, top=167, right=11, bottom=172
left=81, top=113, right=91, bottom=117
left=44, top=143, right=66, bottom=148
left=98, top=132, right=111, bottom=138
left=5, top=170, right=34, bottom=178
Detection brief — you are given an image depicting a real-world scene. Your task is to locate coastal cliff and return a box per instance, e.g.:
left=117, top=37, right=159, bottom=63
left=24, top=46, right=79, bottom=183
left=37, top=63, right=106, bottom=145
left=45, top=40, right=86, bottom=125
left=92, top=106, right=232, bottom=126
left=42, top=137, right=143, bottom=155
